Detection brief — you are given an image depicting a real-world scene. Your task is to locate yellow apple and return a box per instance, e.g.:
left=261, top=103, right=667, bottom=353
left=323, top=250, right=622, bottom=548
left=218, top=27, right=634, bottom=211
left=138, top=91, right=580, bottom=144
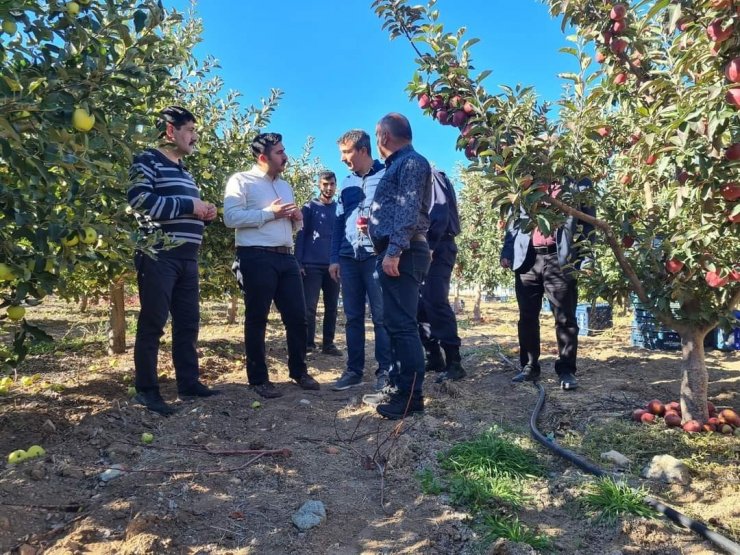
left=141, top=432, right=154, bottom=444
left=72, top=108, right=94, bottom=132
left=25, top=445, right=46, bottom=459
left=8, top=450, right=26, bottom=464
left=61, top=232, right=80, bottom=247
left=81, top=227, right=98, bottom=245
left=67, top=2, right=80, bottom=15
left=0, top=377, right=12, bottom=388
left=0, top=263, right=16, bottom=281
left=6, top=306, right=25, bottom=321
left=2, top=20, right=17, bottom=35
left=127, top=386, right=136, bottom=397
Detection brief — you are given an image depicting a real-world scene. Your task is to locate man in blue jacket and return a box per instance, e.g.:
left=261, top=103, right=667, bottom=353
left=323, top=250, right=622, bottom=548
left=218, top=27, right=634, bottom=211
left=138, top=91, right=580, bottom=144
left=419, top=168, right=465, bottom=383
left=500, top=177, right=595, bottom=390
left=295, top=171, right=342, bottom=356
left=329, top=130, right=393, bottom=391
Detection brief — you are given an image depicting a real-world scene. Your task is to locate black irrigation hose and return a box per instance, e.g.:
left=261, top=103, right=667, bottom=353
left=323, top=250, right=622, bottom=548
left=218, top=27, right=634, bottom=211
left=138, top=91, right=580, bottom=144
left=529, top=382, right=740, bottom=555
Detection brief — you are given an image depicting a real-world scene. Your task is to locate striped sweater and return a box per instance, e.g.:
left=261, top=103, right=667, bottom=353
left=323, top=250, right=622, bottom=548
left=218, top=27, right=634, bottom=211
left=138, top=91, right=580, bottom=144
left=127, top=148, right=204, bottom=259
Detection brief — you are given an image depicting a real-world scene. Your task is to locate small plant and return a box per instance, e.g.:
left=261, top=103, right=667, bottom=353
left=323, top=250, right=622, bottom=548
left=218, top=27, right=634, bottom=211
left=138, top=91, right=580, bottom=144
left=415, top=468, right=443, bottom=495
left=480, top=513, right=551, bottom=551
left=582, top=477, right=658, bottom=523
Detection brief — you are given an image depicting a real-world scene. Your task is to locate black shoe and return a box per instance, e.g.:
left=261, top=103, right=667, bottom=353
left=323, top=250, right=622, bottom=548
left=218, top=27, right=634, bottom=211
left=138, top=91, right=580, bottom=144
left=559, top=372, right=578, bottom=390
left=321, top=344, right=343, bottom=357
left=425, top=348, right=446, bottom=373
left=294, top=373, right=321, bottom=391
left=435, top=361, right=466, bottom=383
left=178, top=381, right=222, bottom=399
left=363, top=385, right=398, bottom=408
left=250, top=382, right=283, bottom=399
left=133, top=391, right=177, bottom=416
left=512, top=364, right=540, bottom=383
left=376, top=391, right=424, bottom=419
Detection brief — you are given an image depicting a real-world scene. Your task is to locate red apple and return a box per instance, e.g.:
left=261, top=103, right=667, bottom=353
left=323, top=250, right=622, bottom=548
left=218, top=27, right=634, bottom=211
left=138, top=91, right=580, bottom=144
left=610, top=3, right=627, bottom=21
left=622, top=235, right=635, bottom=248
left=356, top=216, right=368, bottom=226
left=435, top=110, right=450, bottom=124
left=708, top=417, right=721, bottom=427
left=647, top=399, right=665, bottom=416
left=682, top=420, right=702, bottom=433
left=462, top=101, right=475, bottom=115
left=706, top=19, right=733, bottom=43
left=620, top=174, right=632, bottom=185
left=665, top=401, right=680, bottom=413
left=601, top=31, right=613, bottom=44
left=677, top=171, right=689, bottom=184
left=595, top=51, right=607, bottom=63
left=705, top=271, right=729, bottom=288
left=677, top=18, right=691, bottom=32
left=720, top=183, right=740, bottom=201
left=461, top=123, right=473, bottom=138
left=710, top=0, right=732, bottom=9
left=611, top=38, right=628, bottom=54
left=449, top=95, right=463, bottom=109
left=633, top=408, right=648, bottom=422
left=613, top=20, right=627, bottom=34
left=430, top=95, right=445, bottom=110
left=418, top=93, right=431, bottom=109
left=614, top=73, right=628, bottom=85
left=596, top=126, right=611, bottom=138
left=726, top=58, right=740, bottom=83
left=645, top=153, right=658, bottom=165
left=629, top=131, right=642, bottom=145
left=464, top=140, right=478, bottom=160
left=702, top=423, right=716, bottom=433
left=730, top=268, right=740, bottom=281
left=726, top=143, right=740, bottom=161
left=451, top=110, right=467, bottom=128
left=665, top=412, right=682, bottom=428
left=726, top=88, right=740, bottom=108
left=665, top=258, right=684, bottom=273
left=640, top=412, right=656, bottom=424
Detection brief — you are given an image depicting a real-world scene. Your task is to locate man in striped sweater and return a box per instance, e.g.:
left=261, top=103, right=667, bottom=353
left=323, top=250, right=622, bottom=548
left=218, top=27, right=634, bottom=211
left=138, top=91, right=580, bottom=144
left=127, top=106, right=220, bottom=416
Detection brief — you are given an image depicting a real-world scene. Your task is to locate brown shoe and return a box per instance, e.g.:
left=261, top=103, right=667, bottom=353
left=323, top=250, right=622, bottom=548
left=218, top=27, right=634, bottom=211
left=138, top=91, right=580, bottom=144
left=250, top=382, right=283, bottom=399
left=294, top=374, right=320, bottom=390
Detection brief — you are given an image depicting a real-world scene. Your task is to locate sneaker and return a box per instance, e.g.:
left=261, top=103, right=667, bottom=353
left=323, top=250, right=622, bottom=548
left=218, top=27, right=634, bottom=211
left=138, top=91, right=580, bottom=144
left=133, top=391, right=177, bottom=416
left=178, top=381, right=222, bottom=399
left=321, top=344, right=343, bottom=357
left=330, top=372, right=362, bottom=391
left=250, top=382, right=283, bottom=399
left=512, top=364, right=540, bottom=383
left=435, top=361, right=466, bottom=383
left=559, top=372, right=578, bottom=390
left=362, top=385, right=398, bottom=408
left=425, top=348, right=446, bottom=373
left=294, top=373, right=321, bottom=391
left=374, top=372, right=390, bottom=391
left=376, top=391, right=424, bottom=419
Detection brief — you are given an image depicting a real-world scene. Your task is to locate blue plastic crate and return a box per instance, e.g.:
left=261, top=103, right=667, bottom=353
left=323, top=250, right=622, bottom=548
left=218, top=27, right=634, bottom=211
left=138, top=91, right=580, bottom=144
left=576, top=303, right=613, bottom=336
left=630, top=327, right=682, bottom=350
left=716, top=311, right=740, bottom=351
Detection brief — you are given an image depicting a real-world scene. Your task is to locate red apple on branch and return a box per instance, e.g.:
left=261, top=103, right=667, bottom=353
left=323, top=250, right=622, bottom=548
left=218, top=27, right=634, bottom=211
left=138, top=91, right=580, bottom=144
left=727, top=143, right=740, bottom=161
left=418, top=93, right=431, bottom=109
left=705, top=271, right=729, bottom=288
left=726, top=88, right=740, bottom=108
left=645, top=153, right=658, bottom=165
left=614, top=73, right=628, bottom=85
left=665, top=258, right=684, bottom=273
left=610, top=3, right=627, bottom=21
left=726, top=58, right=740, bottom=83
left=706, top=19, right=733, bottom=43
left=720, top=182, right=740, bottom=201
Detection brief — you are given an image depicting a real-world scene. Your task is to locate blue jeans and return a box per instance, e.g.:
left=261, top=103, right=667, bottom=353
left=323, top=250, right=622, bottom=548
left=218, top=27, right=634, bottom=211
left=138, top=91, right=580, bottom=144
left=377, top=241, right=431, bottom=396
left=339, top=255, right=391, bottom=377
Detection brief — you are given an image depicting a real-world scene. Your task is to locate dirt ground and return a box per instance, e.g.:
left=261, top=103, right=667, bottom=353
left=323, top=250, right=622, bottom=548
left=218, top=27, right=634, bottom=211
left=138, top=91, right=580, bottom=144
left=0, top=295, right=738, bottom=554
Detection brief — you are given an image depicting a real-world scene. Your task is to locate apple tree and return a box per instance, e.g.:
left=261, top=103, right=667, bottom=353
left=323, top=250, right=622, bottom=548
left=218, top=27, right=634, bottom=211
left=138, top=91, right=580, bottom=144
left=374, top=0, right=739, bottom=423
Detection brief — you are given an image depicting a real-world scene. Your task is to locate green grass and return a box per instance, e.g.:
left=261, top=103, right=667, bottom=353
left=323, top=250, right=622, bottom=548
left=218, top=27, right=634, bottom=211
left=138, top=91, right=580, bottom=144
left=582, top=477, right=658, bottom=523
left=415, top=468, right=443, bottom=495
left=479, top=513, right=551, bottom=551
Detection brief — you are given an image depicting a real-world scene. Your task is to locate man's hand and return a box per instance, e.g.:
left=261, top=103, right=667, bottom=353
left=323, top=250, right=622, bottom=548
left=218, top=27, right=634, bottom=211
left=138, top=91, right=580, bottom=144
left=202, top=203, right=217, bottom=221
left=382, top=254, right=400, bottom=277
left=500, top=258, right=512, bottom=269
left=328, top=263, right=340, bottom=282
left=267, top=197, right=298, bottom=219
left=192, top=198, right=212, bottom=219
left=289, top=207, right=303, bottom=221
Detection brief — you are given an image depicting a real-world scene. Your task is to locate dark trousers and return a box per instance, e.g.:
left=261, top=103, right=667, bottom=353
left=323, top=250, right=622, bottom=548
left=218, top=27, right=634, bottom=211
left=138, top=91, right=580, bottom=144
left=418, top=241, right=460, bottom=352
left=235, top=247, right=308, bottom=385
left=515, top=251, right=579, bottom=375
left=302, top=264, right=340, bottom=349
left=134, top=253, right=200, bottom=393
left=377, top=241, right=431, bottom=396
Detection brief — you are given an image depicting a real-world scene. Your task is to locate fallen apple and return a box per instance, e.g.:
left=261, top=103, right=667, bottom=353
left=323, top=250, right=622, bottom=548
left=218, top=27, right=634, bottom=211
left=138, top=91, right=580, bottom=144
left=25, top=445, right=45, bottom=459
left=646, top=399, right=665, bottom=416
left=664, top=413, right=682, bottom=428
left=141, top=432, right=154, bottom=445
left=251, top=400, right=261, bottom=409
left=7, top=449, right=26, bottom=464
left=6, top=306, right=25, bottom=321
left=719, top=424, right=733, bottom=434
left=718, top=408, right=740, bottom=427
left=640, top=412, right=656, bottom=424
left=682, top=420, right=701, bottom=433
left=665, top=401, right=680, bottom=413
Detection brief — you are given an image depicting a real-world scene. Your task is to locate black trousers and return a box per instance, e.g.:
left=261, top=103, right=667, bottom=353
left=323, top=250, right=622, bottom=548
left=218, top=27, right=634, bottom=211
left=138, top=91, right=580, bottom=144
left=418, top=241, right=461, bottom=350
left=515, top=251, right=579, bottom=375
left=134, top=253, right=200, bottom=393
left=302, top=264, right=340, bottom=349
left=235, top=247, right=308, bottom=385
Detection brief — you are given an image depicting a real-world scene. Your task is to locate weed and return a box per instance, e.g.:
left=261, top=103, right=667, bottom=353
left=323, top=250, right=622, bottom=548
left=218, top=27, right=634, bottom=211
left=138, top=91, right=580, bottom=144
left=415, top=468, right=443, bottom=495
left=582, top=477, right=658, bottom=523
left=479, top=513, right=551, bottom=551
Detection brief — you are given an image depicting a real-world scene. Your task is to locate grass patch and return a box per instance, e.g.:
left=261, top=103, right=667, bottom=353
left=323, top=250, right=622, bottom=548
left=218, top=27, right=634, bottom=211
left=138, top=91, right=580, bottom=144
left=415, top=468, right=443, bottom=495
left=582, top=477, right=658, bottom=523
left=480, top=513, right=551, bottom=551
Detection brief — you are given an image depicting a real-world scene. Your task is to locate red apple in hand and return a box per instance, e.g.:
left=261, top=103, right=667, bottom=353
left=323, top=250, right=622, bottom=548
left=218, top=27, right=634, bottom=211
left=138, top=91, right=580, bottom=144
left=665, top=258, right=684, bottom=273
left=356, top=216, right=368, bottom=226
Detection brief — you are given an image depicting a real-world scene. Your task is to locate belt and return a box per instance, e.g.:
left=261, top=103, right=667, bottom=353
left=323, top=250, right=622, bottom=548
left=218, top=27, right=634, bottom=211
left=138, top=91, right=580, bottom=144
left=240, top=245, right=293, bottom=255
left=533, top=244, right=557, bottom=255
left=411, top=233, right=427, bottom=242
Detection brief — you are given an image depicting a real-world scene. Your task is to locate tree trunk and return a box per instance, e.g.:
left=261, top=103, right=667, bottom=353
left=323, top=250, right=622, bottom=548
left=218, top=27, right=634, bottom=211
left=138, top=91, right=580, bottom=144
left=227, top=293, right=239, bottom=325
left=79, top=294, right=88, bottom=313
left=473, top=284, right=482, bottom=322
left=679, top=326, right=710, bottom=424
left=108, top=279, right=127, bottom=355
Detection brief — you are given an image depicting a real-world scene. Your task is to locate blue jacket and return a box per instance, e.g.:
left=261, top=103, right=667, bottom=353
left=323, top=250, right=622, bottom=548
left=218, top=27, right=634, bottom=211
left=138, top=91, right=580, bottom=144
left=330, top=160, right=385, bottom=263
left=501, top=177, right=595, bottom=275
left=295, top=199, right=336, bottom=267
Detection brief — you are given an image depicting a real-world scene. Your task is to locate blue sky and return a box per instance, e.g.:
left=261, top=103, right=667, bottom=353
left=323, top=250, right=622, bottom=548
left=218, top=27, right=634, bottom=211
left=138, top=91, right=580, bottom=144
left=167, top=1, right=574, bottom=185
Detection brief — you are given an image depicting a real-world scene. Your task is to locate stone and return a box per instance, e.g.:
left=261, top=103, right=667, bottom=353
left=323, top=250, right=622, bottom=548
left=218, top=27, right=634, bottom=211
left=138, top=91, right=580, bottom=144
left=291, top=500, right=326, bottom=531
left=99, top=463, right=127, bottom=482
left=641, top=454, right=691, bottom=485
left=600, top=450, right=631, bottom=467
